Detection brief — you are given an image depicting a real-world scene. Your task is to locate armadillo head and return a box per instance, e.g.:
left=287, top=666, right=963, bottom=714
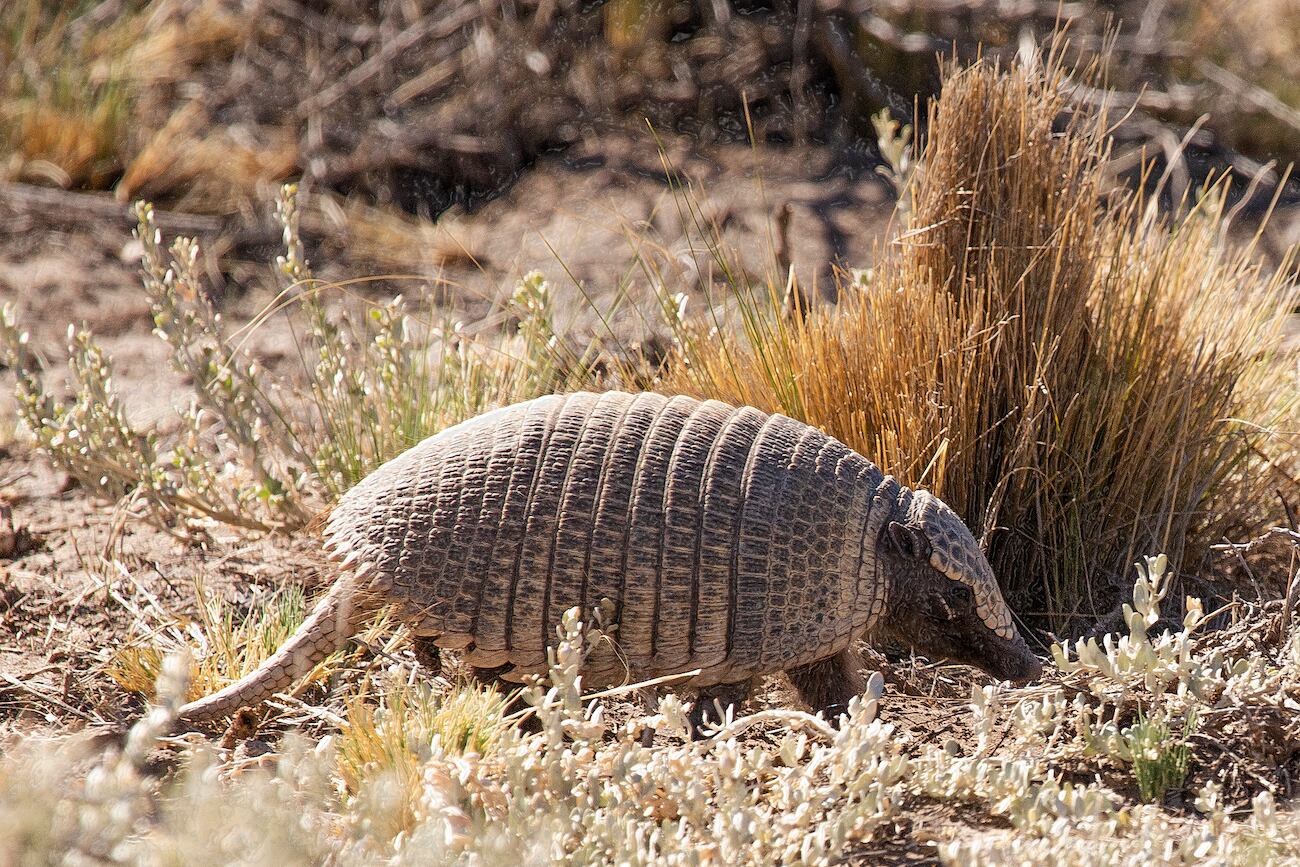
left=876, top=490, right=1042, bottom=684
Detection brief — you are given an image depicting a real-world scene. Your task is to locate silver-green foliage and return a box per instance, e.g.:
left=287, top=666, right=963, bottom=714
left=0, top=185, right=571, bottom=533
left=4, top=562, right=1300, bottom=866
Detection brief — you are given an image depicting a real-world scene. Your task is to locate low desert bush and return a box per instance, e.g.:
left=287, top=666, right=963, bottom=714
left=3, top=562, right=1300, bottom=864
left=0, top=184, right=584, bottom=534
left=653, top=57, right=1295, bottom=629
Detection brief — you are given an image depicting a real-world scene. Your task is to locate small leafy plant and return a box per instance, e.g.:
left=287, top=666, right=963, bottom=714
left=0, top=185, right=582, bottom=535
left=1124, top=709, right=1196, bottom=803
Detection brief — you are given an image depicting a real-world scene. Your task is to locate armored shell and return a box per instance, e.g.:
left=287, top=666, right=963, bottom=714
left=176, top=390, right=1029, bottom=725
left=327, top=391, right=913, bottom=686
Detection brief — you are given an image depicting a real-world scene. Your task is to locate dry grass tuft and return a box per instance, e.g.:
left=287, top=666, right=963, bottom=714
left=108, top=581, right=333, bottom=703
left=337, top=677, right=508, bottom=840
left=5, top=91, right=127, bottom=187
left=309, top=191, right=478, bottom=273
left=1, top=0, right=252, bottom=195
left=658, top=57, right=1294, bottom=629
left=0, top=2, right=130, bottom=187
left=117, top=103, right=298, bottom=213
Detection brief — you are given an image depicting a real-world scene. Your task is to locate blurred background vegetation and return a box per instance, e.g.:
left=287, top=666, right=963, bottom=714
left=2, top=0, right=1297, bottom=241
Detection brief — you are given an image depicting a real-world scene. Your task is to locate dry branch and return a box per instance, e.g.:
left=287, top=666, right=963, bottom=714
left=0, top=181, right=225, bottom=235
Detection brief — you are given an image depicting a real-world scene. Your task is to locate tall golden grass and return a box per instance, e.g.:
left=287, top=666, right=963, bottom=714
left=657, top=59, right=1295, bottom=630
left=1, top=1, right=128, bottom=187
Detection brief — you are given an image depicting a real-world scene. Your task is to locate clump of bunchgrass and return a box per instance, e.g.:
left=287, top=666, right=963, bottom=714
left=654, top=57, right=1294, bottom=630
left=336, top=676, right=508, bottom=841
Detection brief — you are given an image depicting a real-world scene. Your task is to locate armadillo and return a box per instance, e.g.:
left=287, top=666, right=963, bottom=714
left=177, top=391, right=1041, bottom=726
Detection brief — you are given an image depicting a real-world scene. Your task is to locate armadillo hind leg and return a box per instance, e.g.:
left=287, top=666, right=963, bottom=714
left=470, top=663, right=540, bottom=734
left=411, top=637, right=442, bottom=676
left=785, top=648, right=868, bottom=724
left=688, top=678, right=752, bottom=740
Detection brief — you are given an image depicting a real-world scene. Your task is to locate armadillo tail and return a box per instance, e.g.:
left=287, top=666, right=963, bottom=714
left=174, top=579, right=365, bottom=726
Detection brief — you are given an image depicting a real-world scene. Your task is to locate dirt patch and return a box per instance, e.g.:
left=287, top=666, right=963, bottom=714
left=0, top=441, right=327, bottom=725
left=1, top=134, right=893, bottom=420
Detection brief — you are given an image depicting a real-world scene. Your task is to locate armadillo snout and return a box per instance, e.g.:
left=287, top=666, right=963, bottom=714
left=877, top=513, right=1041, bottom=684
left=980, top=633, right=1042, bottom=684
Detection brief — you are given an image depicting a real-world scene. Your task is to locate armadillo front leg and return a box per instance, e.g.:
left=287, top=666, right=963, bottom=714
left=785, top=648, right=868, bottom=723
left=689, top=679, right=752, bottom=739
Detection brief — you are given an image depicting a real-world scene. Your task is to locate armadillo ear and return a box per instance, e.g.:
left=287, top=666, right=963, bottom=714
left=886, top=522, right=932, bottom=561
left=924, top=591, right=957, bottom=622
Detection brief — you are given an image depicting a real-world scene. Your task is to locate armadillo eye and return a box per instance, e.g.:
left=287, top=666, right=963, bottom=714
left=947, top=584, right=973, bottom=609
left=887, top=521, right=932, bottom=560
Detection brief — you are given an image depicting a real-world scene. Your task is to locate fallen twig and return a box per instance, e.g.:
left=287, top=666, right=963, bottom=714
left=708, top=708, right=839, bottom=742
left=1211, top=526, right=1300, bottom=553
left=265, top=693, right=349, bottom=729
left=0, top=182, right=225, bottom=235
left=0, top=672, right=98, bottom=723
